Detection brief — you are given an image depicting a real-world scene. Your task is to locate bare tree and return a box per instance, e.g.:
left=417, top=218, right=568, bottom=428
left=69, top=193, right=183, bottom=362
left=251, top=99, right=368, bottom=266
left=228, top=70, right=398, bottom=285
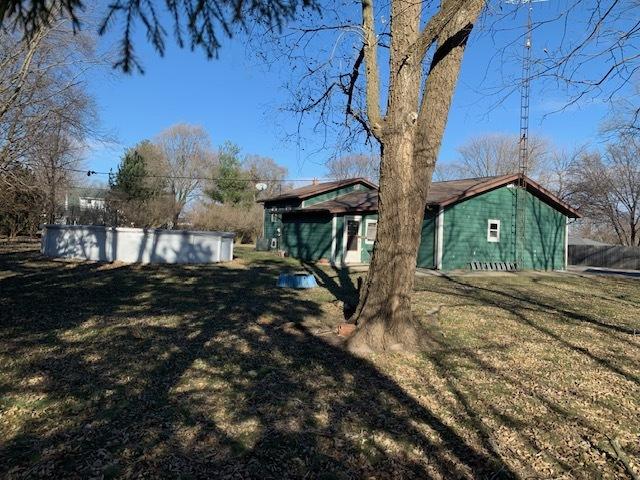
left=0, top=19, right=101, bottom=192
left=437, top=139, right=583, bottom=199
left=0, top=19, right=98, bottom=223
left=155, top=124, right=211, bottom=227
left=569, top=139, right=640, bottom=246
left=453, top=133, right=548, bottom=178
left=601, top=87, right=640, bottom=140
left=0, top=165, right=45, bottom=237
left=244, top=154, right=289, bottom=198
left=28, top=79, right=95, bottom=223
left=431, top=162, right=460, bottom=181
left=534, top=2, right=640, bottom=113
left=263, top=0, right=493, bottom=351
left=31, top=125, right=83, bottom=223
left=537, top=145, right=586, bottom=202
left=190, top=202, right=263, bottom=243
left=326, top=153, right=379, bottom=182
left=342, top=0, right=485, bottom=351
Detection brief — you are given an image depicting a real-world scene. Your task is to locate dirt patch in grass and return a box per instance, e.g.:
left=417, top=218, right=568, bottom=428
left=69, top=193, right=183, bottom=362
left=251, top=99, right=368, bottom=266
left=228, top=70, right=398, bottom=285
left=1, top=243, right=638, bottom=479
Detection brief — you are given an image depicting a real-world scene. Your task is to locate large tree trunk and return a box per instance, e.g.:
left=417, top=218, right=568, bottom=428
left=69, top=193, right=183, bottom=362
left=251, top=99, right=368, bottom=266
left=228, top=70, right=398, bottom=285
left=348, top=0, right=483, bottom=353
left=348, top=135, right=429, bottom=352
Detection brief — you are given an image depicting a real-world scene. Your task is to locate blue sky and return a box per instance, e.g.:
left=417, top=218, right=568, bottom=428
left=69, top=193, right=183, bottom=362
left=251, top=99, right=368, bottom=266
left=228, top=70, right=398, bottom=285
left=83, top=1, right=615, bottom=183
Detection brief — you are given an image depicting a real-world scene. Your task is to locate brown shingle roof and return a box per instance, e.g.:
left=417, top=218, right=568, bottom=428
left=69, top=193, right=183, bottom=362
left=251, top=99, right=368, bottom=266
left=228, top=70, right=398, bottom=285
left=425, top=175, right=505, bottom=204
left=257, top=178, right=378, bottom=203
left=301, top=189, right=379, bottom=213
left=299, top=174, right=581, bottom=218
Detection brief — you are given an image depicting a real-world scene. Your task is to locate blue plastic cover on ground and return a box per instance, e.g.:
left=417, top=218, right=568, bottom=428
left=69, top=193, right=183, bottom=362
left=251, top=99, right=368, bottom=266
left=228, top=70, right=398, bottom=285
left=277, top=273, right=318, bottom=289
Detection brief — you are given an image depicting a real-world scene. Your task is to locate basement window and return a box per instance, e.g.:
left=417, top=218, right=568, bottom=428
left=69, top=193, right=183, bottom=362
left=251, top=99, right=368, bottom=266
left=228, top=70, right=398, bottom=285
left=365, top=220, right=377, bottom=244
left=487, top=219, right=501, bottom=243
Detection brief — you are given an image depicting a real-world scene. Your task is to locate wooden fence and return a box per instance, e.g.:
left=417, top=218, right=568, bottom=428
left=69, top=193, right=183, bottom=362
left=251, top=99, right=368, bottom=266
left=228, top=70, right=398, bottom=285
left=568, top=244, right=640, bottom=270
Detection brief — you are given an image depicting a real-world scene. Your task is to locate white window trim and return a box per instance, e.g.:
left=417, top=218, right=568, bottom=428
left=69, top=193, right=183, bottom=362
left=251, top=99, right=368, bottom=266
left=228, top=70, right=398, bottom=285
left=487, top=219, right=501, bottom=243
left=364, top=219, right=377, bottom=244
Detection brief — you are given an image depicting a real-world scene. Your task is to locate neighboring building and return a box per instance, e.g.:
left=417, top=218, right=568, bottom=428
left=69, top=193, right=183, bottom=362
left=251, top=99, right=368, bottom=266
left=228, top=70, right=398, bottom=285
left=258, top=174, right=581, bottom=271
left=78, top=196, right=106, bottom=211
left=60, top=188, right=108, bottom=225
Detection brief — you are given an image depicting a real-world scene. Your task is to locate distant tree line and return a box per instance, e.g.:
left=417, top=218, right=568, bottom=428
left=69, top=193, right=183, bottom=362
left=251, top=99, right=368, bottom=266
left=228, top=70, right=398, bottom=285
left=107, top=124, right=289, bottom=243
left=325, top=154, right=379, bottom=182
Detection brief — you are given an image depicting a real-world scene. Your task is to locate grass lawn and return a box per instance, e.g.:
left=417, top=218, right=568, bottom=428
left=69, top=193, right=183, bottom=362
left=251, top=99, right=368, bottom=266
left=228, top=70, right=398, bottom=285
left=1, top=241, right=639, bottom=479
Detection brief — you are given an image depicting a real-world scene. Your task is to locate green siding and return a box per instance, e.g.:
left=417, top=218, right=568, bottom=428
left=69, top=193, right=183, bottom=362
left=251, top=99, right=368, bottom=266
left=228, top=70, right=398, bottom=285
left=281, top=213, right=333, bottom=261
left=522, top=192, right=566, bottom=270
left=303, top=182, right=374, bottom=208
left=441, top=186, right=566, bottom=270
left=263, top=199, right=301, bottom=245
left=263, top=210, right=281, bottom=242
left=417, top=210, right=436, bottom=268
left=358, top=212, right=435, bottom=266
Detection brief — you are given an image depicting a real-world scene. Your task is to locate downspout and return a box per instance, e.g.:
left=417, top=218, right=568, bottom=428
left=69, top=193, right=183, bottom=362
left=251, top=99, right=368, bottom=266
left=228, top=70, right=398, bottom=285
left=331, top=214, right=337, bottom=266
left=564, top=216, right=569, bottom=270
left=436, top=206, right=444, bottom=270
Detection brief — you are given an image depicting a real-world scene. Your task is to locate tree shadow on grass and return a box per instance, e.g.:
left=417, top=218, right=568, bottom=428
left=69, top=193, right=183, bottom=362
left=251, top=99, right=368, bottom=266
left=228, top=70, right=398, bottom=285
left=300, top=261, right=364, bottom=319
left=0, top=246, right=516, bottom=479
left=413, top=274, right=640, bottom=478
left=424, top=274, right=640, bottom=385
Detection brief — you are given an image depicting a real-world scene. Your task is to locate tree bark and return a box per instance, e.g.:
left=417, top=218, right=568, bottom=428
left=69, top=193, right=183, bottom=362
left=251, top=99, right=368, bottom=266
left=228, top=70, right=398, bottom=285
left=348, top=0, right=484, bottom=353
left=48, top=180, right=56, bottom=224
left=172, top=208, right=181, bottom=228
left=348, top=133, right=428, bottom=352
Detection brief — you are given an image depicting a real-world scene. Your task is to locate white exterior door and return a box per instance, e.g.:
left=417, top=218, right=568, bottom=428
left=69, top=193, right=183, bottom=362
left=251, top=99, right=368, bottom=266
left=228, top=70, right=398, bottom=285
left=343, top=216, right=361, bottom=264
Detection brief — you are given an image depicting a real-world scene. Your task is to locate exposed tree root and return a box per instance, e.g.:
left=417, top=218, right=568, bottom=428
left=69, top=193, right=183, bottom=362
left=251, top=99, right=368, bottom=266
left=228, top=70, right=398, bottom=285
left=346, top=310, right=440, bottom=354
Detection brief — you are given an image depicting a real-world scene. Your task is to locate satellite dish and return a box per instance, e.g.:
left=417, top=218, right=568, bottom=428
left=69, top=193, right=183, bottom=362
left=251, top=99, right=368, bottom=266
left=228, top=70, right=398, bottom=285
left=256, top=183, right=267, bottom=191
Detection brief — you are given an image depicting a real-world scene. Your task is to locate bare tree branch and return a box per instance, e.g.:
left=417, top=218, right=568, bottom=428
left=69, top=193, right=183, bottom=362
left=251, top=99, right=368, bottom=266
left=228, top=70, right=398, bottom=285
left=361, top=0, right=383, bottom=138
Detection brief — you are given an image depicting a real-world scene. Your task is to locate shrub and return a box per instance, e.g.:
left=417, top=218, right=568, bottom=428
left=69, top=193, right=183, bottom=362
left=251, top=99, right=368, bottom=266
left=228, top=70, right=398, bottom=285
left=190, top=203, right=262, bottom=243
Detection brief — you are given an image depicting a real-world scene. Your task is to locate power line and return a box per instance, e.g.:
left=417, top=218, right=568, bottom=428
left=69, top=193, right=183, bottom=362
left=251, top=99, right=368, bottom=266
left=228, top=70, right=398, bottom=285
left=63, top=167, right=325, bottom=184
left=64, top=185, right=223, bottom=200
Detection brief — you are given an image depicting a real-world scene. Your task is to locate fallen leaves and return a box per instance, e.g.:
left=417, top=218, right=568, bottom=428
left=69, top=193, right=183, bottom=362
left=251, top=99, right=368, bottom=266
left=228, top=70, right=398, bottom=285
left=1, top=244, right=639, bottom=479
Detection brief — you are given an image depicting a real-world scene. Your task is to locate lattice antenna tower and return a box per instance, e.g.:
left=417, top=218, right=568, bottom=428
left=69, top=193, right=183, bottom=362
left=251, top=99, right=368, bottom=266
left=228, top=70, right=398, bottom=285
left=506, top=0, right=547, bottom=268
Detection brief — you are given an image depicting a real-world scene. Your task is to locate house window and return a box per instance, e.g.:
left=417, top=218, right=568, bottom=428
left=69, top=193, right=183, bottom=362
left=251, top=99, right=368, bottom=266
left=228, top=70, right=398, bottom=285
left=271, top=213, right=279, bottom=223
left=365, top=220, right=377, bottom=244
left=487, top=219, right=500, bottom=242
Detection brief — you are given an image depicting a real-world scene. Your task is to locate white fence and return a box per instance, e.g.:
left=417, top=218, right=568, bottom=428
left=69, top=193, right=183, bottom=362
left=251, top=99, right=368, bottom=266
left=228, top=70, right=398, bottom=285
left=41, top=225, right=235, bottom=264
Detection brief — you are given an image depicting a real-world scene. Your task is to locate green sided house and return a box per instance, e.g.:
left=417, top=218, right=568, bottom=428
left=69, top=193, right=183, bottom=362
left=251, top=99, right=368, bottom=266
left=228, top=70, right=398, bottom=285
left=258, top=175, right=581, bottom=271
